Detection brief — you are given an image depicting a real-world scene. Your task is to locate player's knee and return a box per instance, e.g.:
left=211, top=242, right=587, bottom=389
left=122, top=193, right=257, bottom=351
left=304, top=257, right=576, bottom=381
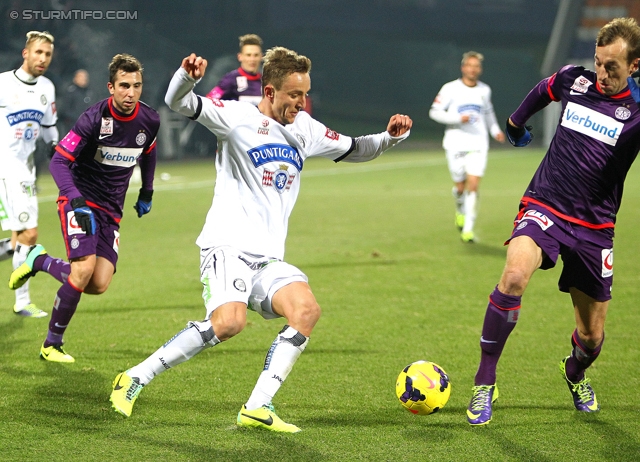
left=210, top=305, right=246, bottom=340
left=17, top=228, right=38, bottom=245
left=290, top=299, right=321, bottom=330
left=500, top=269, right=529, bottom=295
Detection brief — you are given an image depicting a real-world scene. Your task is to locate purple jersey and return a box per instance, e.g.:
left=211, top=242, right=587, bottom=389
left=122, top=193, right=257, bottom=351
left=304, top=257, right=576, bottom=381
left=51, top=97, right=160, bottom=220
left=206, top=68, right=262, bottom=105
left=511, top=65, right=640, bottom=232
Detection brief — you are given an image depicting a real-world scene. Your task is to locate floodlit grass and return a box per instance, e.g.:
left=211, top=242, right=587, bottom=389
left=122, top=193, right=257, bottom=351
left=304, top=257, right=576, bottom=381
left=1, top=149, right=639, bottom=461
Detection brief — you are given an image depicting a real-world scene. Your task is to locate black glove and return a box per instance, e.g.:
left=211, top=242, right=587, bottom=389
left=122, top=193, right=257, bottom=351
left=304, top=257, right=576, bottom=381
left=70, top=196, right=96, bottom=235
left=48, top=142, right=58, bottom=159
left=505, top=119, right=533, bottom=147
left=133, top=188, right=153, bottom=218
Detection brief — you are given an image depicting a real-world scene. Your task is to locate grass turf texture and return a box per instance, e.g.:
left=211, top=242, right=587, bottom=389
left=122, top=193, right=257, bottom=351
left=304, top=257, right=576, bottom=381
left=1, top=149, right=639, bottom=461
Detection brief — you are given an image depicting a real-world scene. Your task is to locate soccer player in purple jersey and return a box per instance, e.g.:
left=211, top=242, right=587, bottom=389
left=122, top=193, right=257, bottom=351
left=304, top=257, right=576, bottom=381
left=205, top=34, right=263, bottom=105
left=466, top=18, right=640, bottom=426
left=9, top=54, right=160, bottom=363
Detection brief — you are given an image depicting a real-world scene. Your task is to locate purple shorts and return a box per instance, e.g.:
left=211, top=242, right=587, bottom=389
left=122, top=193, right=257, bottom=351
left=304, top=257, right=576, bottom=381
left=509, top=205, right=614, bottom=301
left=57, top=198, right=120, bottom=271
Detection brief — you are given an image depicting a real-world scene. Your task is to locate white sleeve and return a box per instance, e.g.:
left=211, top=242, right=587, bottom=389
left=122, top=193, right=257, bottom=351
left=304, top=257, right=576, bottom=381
left=483, top=88, right=502, bottom=137
left=165, top=67, right=201, bottom=117
left=339, top=130, right=409, bottom=163
left=41, top=81, right=58, bottom=126
left=41, top=125, right=59, bottom=144
left=429, top=84, right=462, bottom=125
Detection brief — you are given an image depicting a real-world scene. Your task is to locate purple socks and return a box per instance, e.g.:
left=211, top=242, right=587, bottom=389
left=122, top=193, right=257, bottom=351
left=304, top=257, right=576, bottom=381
left=44, top=281, right=82, bottom=347
left=474, top=286, right=521, bottom=386
left=564, top=329, right=603, bottom=382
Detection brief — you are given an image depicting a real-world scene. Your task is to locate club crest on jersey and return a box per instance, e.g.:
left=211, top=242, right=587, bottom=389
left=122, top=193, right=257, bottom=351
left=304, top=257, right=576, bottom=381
left=519, top=210, right=554, bottom=230
left=136, top=132, right=147, bottom=146
left=570, top=76, right=592, bottom=94
left=40, top=94, right=47, bottom=105
left=295, top=133, right=306, bottom=148
left=263, top=164, right=295, bottom=193
left=247, top=143, right=303, bottom=171
left=601, top=249, right=613, bottom=278
left=615, top=106, right=631, bottom=120
left=100, top=117, right=113, bottom=135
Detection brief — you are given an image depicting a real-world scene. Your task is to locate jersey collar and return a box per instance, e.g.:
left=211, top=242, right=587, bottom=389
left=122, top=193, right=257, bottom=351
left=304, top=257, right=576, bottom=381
left=595, top=81, right=631, bottom=99
left=108, top=96, right=139, bottom=121
left=238, top=67, right=261, bottom=81
left=13, top=68, right=38, bottom=85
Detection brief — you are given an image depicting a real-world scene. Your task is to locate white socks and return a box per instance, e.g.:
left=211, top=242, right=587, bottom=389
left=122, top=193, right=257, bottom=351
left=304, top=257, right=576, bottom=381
left=13, top=243, right=31, bottom=308
left=452, top=187, right=464, bottom=215
left=128, top=320, right=220, bottom=385
left=245, top=325, right=309, bottom=410
left=462, top=191, right=478, bottom=234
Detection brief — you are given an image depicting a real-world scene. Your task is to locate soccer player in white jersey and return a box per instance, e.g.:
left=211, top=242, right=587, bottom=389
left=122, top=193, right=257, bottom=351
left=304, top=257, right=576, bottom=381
left=110, top=47, right=412, bottom=432
left=430, top=51, right=505, bottom=243
left=0, top=31, right=58, bottom=317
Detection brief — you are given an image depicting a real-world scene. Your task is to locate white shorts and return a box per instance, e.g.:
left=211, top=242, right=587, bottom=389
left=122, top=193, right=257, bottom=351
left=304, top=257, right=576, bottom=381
left=445, top=149, right=488, bottom=183
left=0, top=177, right=38, bottom=231
left=200, top=245, right=308, bottom=320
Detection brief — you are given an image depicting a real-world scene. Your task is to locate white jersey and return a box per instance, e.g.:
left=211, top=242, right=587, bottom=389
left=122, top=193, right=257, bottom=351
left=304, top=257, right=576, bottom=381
left=0, top=68, right=57, bottom=181
left=429, top=78, right=500, bottom=152
left=166, top=68, right=408, bottom=259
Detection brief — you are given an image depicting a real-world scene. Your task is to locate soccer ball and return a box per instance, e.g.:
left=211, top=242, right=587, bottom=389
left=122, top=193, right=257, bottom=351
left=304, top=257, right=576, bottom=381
left=395, top=360, right=451, bottom=415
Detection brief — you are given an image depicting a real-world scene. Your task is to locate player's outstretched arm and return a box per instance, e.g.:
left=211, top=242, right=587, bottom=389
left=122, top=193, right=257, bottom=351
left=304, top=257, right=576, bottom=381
left=181, top=53, right=208, bottom=80
left=386, top=114, right=413, bottom=137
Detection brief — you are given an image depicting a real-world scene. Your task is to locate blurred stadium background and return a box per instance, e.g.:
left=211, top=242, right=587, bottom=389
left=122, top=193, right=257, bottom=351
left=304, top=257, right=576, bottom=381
left=1, top=0, right=639, bottom=159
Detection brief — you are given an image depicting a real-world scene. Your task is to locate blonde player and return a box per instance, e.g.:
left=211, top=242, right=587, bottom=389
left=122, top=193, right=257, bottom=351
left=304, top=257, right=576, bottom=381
left=110, top=47, right=412, bottom=432
left=429, top=51, right=505, bottom=242
left=0, top=31, right=58, bottom=317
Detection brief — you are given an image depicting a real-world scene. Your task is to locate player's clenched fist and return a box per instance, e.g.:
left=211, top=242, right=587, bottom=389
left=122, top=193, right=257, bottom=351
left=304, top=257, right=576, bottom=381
left=387, top=114, right=412, bottom=137
left=181, top=53, right=208, bottom=79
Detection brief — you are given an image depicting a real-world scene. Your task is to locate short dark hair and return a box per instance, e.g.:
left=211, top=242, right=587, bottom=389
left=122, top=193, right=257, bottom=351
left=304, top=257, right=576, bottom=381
left=261, top=46, right=311, bottom=91
left=108, top=53, right=143, bottom=84
left=239, top=34, right=263, bottom=52
left=596, top=17, right=640, bottom=64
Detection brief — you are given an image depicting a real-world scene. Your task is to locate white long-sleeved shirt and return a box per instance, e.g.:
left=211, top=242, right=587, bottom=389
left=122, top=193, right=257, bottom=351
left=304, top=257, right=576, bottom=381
left=429, top=78, right=500, bottom=152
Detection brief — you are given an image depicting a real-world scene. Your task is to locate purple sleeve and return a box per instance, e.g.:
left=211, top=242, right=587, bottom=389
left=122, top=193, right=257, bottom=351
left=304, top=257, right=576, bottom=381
left=139, top=146, right=157, bottom=191
left=49, top=152, right=82, bottom=200
left=510, top=75, right=557, bottom=127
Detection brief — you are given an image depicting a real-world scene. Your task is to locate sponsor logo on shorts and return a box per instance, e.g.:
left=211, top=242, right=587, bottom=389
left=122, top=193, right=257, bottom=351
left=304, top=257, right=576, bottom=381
left=561, top=102, right=622, bottom=146
left=67, top=210, right=85, bottom=236
left=601, top=248, right=613, bottom=278
left=70, top=237, right=79, bottom=249
left=18, top=212, right=29, bottom=223
left=233, top=278, right=247, bottom=292
left=113, top=230, right=120, bottom=254
left=519, top=210, right=553, bottom=230
left=516, top=221, right=528, bottom=231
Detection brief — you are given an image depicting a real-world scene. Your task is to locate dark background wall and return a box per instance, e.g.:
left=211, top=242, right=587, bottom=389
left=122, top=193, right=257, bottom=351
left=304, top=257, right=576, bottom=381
left=1, top=0, right=559, bottom=148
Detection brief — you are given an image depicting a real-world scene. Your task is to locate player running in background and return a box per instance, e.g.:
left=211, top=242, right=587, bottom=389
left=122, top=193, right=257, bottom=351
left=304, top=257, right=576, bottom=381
left=109, top=47, right=412, bottom=432
left=206, top=33, right=263, bottom=105
left=429, top=51, right=505, bottom=243
left=0, top=31, right=59, bottom=317
left=466, top=17, right=640, bottom=426
left=9, top=54, right=160, bottom=363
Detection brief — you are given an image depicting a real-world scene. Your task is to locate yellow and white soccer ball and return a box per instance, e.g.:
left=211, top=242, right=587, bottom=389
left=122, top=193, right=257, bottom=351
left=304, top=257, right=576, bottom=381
left=395, top=360, right=451, bottom=415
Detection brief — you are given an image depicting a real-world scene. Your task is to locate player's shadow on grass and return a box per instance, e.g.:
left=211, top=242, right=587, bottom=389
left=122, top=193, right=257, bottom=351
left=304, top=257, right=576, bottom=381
left=461, top=241, right=507, bottom=258
left=0, top=317, right=36, bottom=356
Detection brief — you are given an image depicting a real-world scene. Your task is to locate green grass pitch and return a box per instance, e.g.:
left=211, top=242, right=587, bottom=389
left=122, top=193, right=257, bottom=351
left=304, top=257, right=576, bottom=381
left=1, top=148, right=639, bottom=461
